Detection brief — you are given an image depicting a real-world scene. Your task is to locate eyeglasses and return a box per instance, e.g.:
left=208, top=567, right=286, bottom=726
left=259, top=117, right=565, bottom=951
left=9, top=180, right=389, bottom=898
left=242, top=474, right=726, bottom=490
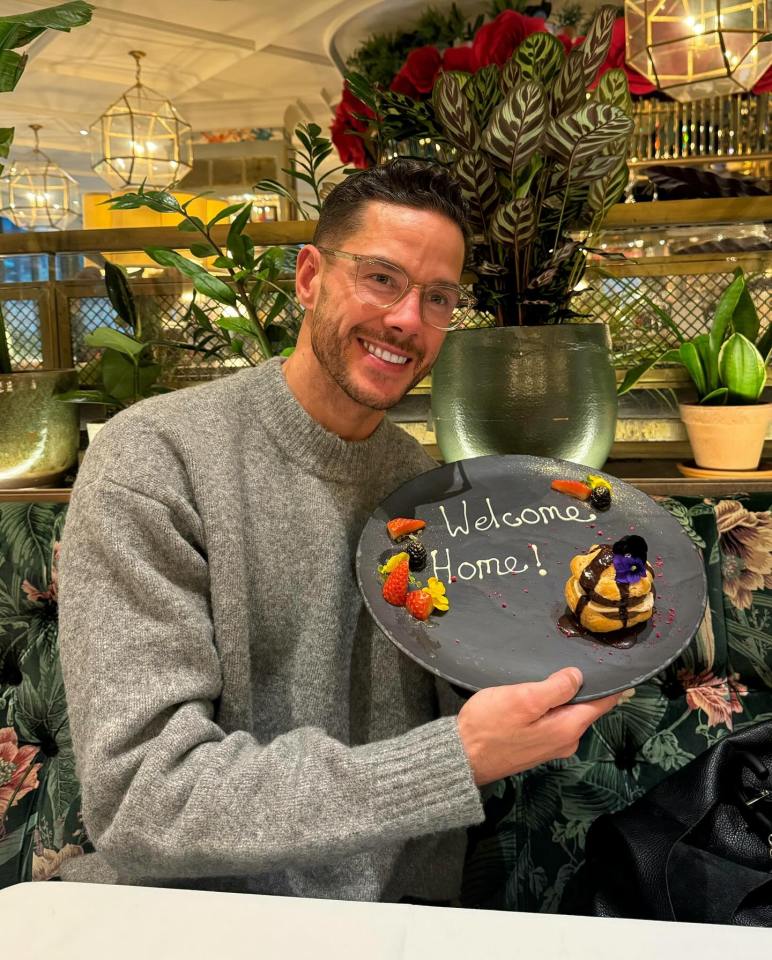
left=316, top=246, right=475, bottom=331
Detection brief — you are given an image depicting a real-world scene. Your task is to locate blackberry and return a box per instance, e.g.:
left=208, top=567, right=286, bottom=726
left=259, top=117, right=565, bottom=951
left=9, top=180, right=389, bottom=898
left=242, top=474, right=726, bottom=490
left=590, top=485, right=612, bottom=510
left=404, top=539, right=427, bottom=571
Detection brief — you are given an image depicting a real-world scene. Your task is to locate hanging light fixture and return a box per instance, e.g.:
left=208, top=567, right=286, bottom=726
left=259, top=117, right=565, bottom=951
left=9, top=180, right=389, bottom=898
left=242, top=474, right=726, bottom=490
left=0, top=124, right=80, bottom=230
left=625, top=0, right=772, bottom=101
left=90, top=50, right=193, bottom=191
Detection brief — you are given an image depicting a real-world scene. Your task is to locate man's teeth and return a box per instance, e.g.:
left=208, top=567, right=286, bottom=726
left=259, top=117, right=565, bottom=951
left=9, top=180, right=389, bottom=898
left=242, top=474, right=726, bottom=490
left=362, top=340, right=408, bottom=365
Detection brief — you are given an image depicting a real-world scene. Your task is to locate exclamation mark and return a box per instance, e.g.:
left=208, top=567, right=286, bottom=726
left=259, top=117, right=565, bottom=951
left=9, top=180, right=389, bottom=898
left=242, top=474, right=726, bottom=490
left=528, top=543, right=548, bottom=577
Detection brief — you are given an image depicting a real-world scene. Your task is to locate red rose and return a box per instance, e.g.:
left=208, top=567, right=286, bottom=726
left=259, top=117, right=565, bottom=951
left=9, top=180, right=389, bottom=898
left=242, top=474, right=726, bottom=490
left=442, top=44, right=476, bottom=73
left=330, top=83, right=373, bottom=168
left=556, top=32, right=577, bottom=56
left=400, top=45, right=442, bottom=94
left=390, top=67, right=421, bottom=99
left=331, top=106, right=368, bottom=167
left=590, top=17, right=656, bottom=96
left=472, top=10, right=546, bottom=69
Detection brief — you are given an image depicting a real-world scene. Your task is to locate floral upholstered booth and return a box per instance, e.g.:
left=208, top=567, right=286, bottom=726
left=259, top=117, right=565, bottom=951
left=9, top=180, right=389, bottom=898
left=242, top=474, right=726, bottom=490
left=1, top=495, right=771, bottom=902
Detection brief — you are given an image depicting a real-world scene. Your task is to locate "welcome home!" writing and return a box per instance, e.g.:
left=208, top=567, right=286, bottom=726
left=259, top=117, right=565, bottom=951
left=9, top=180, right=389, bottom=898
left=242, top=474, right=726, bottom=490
left=430, top=497, right=596, bottom=582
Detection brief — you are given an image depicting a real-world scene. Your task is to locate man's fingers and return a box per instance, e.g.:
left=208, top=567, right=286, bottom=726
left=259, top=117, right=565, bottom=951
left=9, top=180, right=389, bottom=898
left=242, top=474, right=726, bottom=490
left=546, top=691, right=624, bottom=735
left=523, top=667, right=584, bottom=714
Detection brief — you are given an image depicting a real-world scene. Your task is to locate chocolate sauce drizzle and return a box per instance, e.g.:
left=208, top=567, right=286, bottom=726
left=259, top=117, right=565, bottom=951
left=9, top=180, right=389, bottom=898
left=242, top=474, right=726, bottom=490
left=559, top=544, right=655, bottom=649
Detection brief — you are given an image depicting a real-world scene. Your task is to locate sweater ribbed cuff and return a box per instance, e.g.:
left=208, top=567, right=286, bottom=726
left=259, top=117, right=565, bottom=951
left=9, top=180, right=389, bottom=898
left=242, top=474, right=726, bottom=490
left=354, top=716, right=484, bottom=835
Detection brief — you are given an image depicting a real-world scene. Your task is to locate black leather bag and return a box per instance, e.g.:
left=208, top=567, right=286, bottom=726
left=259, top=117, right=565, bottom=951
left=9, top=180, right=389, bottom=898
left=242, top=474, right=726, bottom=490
left=563, top=722, right=772, bottom=926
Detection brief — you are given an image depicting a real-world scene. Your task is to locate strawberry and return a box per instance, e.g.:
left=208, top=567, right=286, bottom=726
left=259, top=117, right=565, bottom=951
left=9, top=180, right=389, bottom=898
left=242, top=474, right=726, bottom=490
left=551, top=479, right=592, bottom=501
left=386, top=517, right=426, bottom=541
left=405, top=588, right=434, bottom=621
left=382, top=558, right=409, bottom=606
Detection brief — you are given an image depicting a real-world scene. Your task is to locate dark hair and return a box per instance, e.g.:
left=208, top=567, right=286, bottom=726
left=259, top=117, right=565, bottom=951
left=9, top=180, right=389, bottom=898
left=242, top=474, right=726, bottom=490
left=313, top=158, right=471, bottom=254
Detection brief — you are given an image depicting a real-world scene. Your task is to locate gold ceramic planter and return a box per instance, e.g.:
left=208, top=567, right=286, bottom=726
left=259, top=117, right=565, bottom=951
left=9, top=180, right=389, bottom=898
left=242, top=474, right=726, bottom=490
left=0, top=369, right=80, bottom=489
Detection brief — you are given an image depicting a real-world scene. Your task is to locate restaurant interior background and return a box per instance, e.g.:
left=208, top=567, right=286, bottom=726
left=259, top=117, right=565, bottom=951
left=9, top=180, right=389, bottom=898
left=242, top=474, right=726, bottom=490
left=2, top=0, right=772, bottom=912
left=1, top=0, right=771, bottom=483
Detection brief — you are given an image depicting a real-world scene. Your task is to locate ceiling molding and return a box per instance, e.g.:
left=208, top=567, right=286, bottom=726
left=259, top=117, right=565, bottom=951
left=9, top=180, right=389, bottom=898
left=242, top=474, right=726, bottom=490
left=263, top=44, right=333, bottom=67
left=91, top=7, right=255, bottom=51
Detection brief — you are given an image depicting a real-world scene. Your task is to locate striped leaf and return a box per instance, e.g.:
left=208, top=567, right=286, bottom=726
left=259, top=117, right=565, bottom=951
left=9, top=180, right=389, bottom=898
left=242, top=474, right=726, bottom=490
left=578, top=5, right=617, bottom=86
left=594, top=68, right=633, bottom=117
left=453, top=151, right=499, bottom=228
left=490, top=198, right=536, bottom=247
left=467, top=64, right=502, bottom=129
left=481, top=80, right=547, bottom=172
left=588, top=157, right=630, bottom=215
left=552, top=152, right=621, bottom=185
left=432, top=71, right=480, bottom=150
left=514, top=32, right=565, bottom=86
left=544, top=102, right=633, bottom=167
left=551, top=49, right=586, bottom=116
left=501, top=58, right=520, bottom=90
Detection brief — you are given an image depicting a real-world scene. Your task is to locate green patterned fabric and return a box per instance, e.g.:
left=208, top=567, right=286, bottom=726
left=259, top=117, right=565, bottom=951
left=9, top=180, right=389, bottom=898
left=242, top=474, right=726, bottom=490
left=461, top=494, right=772, bottom=912
left=0, top=504, right=91, bottom=886
left=1, top=494, right=771, bottom=895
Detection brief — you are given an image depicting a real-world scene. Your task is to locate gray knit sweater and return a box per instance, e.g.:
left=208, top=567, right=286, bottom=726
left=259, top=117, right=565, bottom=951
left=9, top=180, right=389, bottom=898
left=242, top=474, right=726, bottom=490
left=58, top=358, right=484, bottom=901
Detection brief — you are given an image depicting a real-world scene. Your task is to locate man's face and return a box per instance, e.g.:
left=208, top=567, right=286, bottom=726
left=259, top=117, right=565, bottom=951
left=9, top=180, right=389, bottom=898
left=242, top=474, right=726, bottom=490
left=300, top=202, right=466, bottom=412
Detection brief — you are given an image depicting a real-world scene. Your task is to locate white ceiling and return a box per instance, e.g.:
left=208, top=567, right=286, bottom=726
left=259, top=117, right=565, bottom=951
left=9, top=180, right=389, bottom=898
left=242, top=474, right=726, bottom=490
left=5, top=0, right=606, bottom=195
left=5, top=0, right=383, bottom=192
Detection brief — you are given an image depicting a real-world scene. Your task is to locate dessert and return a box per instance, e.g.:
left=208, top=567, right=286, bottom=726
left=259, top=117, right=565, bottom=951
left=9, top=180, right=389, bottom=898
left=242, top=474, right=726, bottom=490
left=379, top=520, right=450, bottom=621
left=382, top=556, right=409, bottom=606
left=564, top=535, right=655, bottom=634
left=551, top=479, right=591, bottom=501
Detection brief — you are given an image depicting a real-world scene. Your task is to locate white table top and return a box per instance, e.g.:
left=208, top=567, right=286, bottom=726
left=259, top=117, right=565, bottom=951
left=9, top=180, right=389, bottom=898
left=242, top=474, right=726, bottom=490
left=1, top=881, right=770, bottom=959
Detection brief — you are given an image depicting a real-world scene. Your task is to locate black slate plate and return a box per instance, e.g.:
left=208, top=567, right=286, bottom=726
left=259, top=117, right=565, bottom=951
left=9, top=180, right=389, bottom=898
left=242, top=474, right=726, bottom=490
left=356, top=455, right=707, bottom=702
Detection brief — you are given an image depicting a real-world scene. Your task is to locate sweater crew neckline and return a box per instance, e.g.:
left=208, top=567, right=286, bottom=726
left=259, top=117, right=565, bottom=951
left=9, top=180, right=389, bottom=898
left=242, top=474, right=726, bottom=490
left=245, top=358, right=396, bottom=483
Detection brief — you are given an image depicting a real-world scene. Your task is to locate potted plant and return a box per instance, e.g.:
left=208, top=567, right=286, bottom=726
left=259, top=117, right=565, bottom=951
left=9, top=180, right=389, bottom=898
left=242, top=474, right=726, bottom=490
left=0, top=1, right=92, bottom=488
left=346, top=5, right=633, bottom=467
left=618, top=269, right=772, bottom=471
left=56, top=123, right=339, bottom=436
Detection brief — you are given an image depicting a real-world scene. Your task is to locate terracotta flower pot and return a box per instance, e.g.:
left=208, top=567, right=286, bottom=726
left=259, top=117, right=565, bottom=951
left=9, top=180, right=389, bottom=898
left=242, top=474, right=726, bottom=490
left=679, top=402, right=772, bottom=470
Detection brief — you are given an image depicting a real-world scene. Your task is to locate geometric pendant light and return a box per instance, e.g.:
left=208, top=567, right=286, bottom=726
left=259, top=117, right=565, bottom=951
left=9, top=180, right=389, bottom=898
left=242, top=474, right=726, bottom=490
left=90, top=51, right=193, bottom=191
left=625, top=0, right=772, bottom=102
left=0, top=124, right=81, bottom=230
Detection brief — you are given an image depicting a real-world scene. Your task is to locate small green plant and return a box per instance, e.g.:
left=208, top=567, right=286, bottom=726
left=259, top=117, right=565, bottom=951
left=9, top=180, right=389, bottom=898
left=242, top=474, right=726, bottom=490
left=618, top=269, right=772, bottom=404
left=57, top=261, right=172, bottom=410
left=0, top=0, right=93, bottom=375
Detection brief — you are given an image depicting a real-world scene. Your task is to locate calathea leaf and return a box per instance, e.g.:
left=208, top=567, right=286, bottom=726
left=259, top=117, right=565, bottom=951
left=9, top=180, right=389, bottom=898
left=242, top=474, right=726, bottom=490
left=432, top=71, right=480, bottom=150
left=588, top=157, right=630, bottom=215
left=594, top=68, right=633, bottom=117
left=551, top=152, right=620, bottom=185
left=453, top=151, right=499, bottom=227
left=481, top=80, right=547, bottom=172
left=513, top=32, right=565, bottom=87
left=501, top=59, right=519, bottom=90
left=490, top=197, right=536, bottom=246
left=578, top=4, right=618, bottom=86
left=545, top=102, right=633, bottom=167
left=466, top=64, right=502, bottom=129
left=551, top=49, right=586, bottom=116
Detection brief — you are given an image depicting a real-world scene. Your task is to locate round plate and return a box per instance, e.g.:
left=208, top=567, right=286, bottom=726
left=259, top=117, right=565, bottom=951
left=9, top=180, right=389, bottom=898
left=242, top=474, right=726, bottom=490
left=356, top=455, right=707, bottom=703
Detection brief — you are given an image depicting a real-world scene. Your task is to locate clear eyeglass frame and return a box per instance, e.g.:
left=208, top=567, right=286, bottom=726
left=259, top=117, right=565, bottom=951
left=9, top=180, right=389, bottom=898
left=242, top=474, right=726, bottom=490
left=316, top=246, right=475, bottom=331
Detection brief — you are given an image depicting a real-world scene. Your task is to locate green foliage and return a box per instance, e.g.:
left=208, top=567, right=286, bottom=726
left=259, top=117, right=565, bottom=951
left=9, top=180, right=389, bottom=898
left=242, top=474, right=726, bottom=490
left=256, top=123, right=348, bottom=219
left=356, top=5, right=632, bottom=324
left=617, top=269, right=770, bottom=405
left=0, top=1, right=93, bottom=375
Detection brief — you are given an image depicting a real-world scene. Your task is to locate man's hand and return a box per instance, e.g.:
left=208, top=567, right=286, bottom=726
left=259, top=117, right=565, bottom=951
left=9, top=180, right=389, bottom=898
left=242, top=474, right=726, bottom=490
left=457, top=668, right=622, bottom=786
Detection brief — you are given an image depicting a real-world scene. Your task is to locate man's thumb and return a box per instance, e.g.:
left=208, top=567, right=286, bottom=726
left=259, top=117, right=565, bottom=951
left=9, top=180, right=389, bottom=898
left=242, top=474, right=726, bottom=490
left=536, top=667, right=583, bottom=710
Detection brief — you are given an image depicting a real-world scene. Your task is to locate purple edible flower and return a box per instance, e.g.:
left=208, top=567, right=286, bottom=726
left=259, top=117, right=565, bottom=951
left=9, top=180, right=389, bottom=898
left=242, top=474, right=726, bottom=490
left=612, top=552, right=646, bottom=584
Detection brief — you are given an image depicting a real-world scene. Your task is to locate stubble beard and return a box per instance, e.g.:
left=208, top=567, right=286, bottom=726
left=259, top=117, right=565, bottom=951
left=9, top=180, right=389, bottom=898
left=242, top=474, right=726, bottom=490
left=309, top=292, right=432, bottom=411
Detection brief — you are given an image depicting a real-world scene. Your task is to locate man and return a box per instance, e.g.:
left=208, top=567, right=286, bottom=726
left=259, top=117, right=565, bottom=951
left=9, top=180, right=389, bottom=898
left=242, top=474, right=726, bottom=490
left=58, top=158, right=620, bottom=902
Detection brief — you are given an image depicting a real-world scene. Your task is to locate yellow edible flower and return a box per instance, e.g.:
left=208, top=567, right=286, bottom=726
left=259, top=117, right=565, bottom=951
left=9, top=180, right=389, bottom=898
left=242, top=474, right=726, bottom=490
left=587, top=473, right=612, bottom=491
left=380, top=552, right=409, bottom=576
left=426, top=576, right=450, bottom=612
